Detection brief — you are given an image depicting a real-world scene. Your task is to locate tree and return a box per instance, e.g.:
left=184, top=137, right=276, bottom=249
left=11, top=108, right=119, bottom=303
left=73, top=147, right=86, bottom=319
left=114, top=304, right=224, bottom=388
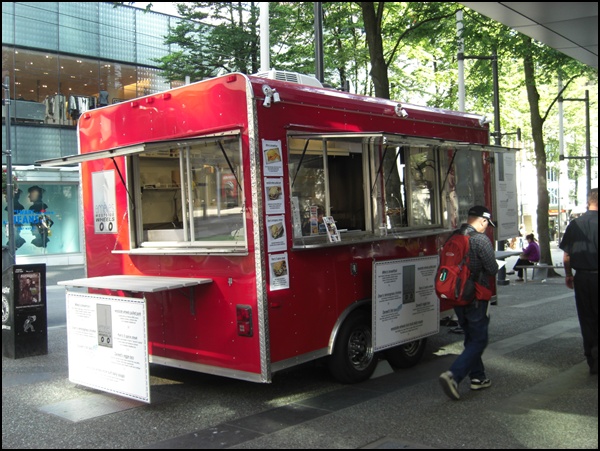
left=457, top=7, right=595, bottom=269
left=155, top=2, right=262, bottom=81
left=132, top=1, right=597, bottom=270
left=520, top=36, right=595, bottom=267
left=359, top=2, right=459, bottom=100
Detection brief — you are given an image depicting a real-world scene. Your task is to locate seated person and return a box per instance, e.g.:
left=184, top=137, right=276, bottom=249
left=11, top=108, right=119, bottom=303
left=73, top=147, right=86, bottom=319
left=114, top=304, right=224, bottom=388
left=512, top=233, right=540, bottom=281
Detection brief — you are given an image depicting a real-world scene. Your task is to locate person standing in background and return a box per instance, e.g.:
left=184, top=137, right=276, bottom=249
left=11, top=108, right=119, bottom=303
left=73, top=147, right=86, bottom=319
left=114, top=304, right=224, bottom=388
left=518, top=224, right=527, bottom=248
left=559, top=188, right=598, bottom=375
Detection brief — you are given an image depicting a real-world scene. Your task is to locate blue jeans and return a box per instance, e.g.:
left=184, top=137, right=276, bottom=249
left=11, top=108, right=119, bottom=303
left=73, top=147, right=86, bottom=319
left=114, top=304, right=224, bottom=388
left=450, top=300, right=490, bottom=383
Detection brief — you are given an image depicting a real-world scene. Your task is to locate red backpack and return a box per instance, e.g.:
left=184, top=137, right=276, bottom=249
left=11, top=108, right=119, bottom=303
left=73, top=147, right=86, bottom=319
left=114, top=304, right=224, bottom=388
left=435, top=230, right=477, bottom=307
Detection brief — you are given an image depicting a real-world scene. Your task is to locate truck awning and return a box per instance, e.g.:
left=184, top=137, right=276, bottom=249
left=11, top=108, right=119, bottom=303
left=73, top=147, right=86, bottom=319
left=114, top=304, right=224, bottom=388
left=287, top=131, right=518, bottom=153
left=36, top=130, right=241, bottom=167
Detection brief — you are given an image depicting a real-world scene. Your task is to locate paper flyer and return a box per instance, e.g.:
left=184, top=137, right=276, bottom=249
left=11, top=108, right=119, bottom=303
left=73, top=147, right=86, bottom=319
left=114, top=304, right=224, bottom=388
left=265, top=177, right=285, bottom=214
left=323, top=216, right=341, bottom=242
left=266, top=215, right=287, bottom=252
left=269, top=252, right=289, bottom=291
left=262, top=139, right=284, bottom=176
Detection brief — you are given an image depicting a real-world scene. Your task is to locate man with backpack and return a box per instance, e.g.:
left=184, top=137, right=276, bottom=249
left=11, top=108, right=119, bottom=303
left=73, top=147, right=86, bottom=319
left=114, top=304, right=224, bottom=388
left=438, top=205, right=499, bottom=400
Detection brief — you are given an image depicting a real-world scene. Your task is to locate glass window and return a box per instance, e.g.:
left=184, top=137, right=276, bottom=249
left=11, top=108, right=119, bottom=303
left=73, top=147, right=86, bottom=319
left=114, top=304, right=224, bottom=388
left=406, top=146, right=439, bottom=227
left=373, top=142, right=440, bottom=231
left=452, top=149, right=486, bottom=221
left=4, top=47, right=156, bottom=125
left=288, top=137, right=365, bottom=237
left=98, top=2, right=136, bottom=62
left=2, top=181, right=81, bottom=256
left=58, top=2, right=100, bottom=57
left=130, top=135, right=246, bottom=249
left=135, top=9, right=171, bottom=66
left=14, top=3, right=58, bottom=51
left=288, top=134, right=443, bottom=244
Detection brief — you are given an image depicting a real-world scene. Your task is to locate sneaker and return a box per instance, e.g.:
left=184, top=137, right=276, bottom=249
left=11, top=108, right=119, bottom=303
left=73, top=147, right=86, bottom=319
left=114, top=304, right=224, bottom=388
left=506, top=271, right=515, bottom=275
left=449, top=326, right=464, bottom=334
left=439, top=371, right=460, bottom=400
left=516, top=278, right=524, bottom=282
left=470, top=378, right=492, bottom=390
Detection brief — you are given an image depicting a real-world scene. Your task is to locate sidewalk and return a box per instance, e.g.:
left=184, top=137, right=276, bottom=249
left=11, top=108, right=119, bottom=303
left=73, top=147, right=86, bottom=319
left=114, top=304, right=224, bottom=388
left=2, top=260, right=597, bottom=449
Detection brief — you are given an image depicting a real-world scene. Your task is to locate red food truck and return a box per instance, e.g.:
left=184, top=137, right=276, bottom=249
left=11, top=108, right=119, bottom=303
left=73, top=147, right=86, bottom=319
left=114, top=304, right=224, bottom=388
left=42, top=72, right=516, bottom=397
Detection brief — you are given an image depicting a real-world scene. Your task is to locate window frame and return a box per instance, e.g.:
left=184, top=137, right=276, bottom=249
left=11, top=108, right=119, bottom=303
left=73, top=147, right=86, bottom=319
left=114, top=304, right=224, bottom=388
left=125, top=132, right=247, bottom=252
left=287, top=132, right=448, bottom=247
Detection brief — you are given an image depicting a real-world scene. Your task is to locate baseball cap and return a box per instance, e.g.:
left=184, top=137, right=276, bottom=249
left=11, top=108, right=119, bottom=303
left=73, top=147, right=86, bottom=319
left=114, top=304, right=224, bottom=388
left=468, top=205, right=496, bottom=227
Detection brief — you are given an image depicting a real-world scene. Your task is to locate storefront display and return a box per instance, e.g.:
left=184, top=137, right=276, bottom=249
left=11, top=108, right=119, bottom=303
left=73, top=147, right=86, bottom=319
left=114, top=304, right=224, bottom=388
left=2, top=180, right=81, bottom=256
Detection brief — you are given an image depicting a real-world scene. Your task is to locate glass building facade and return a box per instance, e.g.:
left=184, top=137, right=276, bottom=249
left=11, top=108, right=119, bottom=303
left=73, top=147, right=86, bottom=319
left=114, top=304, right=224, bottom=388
left=2, top=2, right=185, bottom=264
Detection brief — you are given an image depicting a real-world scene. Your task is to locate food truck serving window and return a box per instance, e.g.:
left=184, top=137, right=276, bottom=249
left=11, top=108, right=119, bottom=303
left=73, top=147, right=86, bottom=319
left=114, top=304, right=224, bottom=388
left=128, top=134, right=246, bottom=250
left=372, top=141, right=440, bottom=231
left=288, top=133, right=442, bottom=244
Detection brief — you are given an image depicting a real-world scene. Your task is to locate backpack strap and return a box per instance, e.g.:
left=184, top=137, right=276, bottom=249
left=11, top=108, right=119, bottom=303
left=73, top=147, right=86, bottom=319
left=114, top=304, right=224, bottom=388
left=465, top=228, right=484, bottom=282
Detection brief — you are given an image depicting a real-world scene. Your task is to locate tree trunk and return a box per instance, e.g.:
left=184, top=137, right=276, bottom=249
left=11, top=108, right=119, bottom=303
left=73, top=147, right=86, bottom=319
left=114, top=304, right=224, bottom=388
left=522, top=37, right=557, bottom=271
left=360, top=2, right=390, bottom=99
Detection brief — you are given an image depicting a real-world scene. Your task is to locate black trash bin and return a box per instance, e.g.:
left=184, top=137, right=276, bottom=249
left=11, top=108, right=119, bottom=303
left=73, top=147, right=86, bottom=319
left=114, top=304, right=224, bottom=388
left=2, top=262, right=48, bottom=358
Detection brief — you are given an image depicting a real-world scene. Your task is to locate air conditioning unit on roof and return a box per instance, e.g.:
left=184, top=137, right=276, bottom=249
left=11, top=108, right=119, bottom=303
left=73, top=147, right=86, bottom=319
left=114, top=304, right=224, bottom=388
left=253, top=69, right=323, bottom=88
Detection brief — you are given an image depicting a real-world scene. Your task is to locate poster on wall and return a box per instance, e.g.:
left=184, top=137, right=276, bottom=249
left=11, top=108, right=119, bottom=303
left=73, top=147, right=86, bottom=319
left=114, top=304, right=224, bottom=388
left=268, top=252, right=289, bottom=291
left=264, top=177, right=285, bottom=214
left=372, top=256, right=439, bottom=351
left=66, top=292, right=150, bottom=403
left=266, top=215, right=287, bottom=253
left=494, top=151, right=519, bottom=241
left=92, top=170, right=118, bottom=234
left=262, top=140, right=284, bottom=176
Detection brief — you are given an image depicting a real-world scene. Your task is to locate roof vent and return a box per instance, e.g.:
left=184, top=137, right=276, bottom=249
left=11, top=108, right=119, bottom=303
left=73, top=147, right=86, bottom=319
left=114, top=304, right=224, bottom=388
left=253, top=70, right=323, bottom=88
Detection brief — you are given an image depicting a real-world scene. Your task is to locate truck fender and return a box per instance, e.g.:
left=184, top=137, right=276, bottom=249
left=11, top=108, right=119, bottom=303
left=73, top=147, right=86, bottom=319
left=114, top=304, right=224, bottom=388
left=327, top=298, right=371, bottom=355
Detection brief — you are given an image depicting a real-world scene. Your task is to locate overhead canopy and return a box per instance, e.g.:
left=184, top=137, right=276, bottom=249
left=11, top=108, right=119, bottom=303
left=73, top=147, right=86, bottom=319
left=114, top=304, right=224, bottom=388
left=460, top=2, right=597, bottom=69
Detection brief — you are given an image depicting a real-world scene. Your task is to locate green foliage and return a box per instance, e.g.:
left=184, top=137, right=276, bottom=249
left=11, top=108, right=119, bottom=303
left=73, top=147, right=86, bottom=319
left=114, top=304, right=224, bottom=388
left=148, top=1, right=595, bottom=169
left=154, top=2, right=261, bottom=81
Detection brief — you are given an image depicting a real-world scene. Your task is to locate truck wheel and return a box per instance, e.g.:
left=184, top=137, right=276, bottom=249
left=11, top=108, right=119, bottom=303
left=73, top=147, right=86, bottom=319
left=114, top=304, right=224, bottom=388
left=328, top=310, right=378, bottom=384
left=384, top=338, right=427, bottom=369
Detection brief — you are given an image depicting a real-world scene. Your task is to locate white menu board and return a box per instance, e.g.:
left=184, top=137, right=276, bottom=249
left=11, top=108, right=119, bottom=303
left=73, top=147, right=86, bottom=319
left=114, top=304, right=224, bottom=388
left=66, top=292, right=150, bottom=403
left=372, top=256, right=439, bottom=351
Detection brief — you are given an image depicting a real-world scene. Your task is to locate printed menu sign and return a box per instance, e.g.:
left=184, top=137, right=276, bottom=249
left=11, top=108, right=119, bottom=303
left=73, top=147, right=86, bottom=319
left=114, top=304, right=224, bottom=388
left=262, top=140, right=283, bottom=176
left=66, top=292, right=150, bottom=403
left=269, top=253, right=289, bottom=291
left=92, top=170, right=118, bottom=234
left=267, top=215, right=287, bottom=252
left=265, top=177, right=285, bottom=214
left=372, top=256, right=439, bottom=351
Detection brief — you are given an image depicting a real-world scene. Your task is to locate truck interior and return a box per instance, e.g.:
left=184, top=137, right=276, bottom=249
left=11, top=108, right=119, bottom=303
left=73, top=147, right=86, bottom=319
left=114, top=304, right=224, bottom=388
left=287, top=133, right=443, bottom=245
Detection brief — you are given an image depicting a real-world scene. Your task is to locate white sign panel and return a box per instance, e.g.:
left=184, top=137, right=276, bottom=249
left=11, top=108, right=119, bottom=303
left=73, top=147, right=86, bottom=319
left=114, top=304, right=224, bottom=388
left=266, top=215, right=287, bottom=253
left=494, top=152, right=519, bottom=241
left=264, top=177, right=285, bottom=214
left=92, top=170, right=118, bottom=234
left=372, top=256, right=439, bottom=351
left=262, top=139, right=284, bottom=176
left=268, top=252, right=289, bottom=291
left=66, top=292, right=150, bottom=403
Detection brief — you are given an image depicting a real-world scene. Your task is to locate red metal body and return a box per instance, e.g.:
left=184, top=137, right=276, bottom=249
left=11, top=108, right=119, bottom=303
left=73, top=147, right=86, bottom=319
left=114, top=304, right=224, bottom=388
left=72, top=73, right=497, bottom=382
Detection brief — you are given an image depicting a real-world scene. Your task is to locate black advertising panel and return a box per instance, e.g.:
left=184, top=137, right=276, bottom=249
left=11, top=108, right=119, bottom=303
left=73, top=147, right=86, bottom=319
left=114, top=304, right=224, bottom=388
left=2, top=263, right=48, bottom=358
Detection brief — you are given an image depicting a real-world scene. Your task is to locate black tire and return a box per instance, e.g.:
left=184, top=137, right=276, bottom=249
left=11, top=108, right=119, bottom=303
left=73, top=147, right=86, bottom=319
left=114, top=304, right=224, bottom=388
left=384, top=338, right=427, bottom=369
left=328, top=310, right=378, bottom=384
